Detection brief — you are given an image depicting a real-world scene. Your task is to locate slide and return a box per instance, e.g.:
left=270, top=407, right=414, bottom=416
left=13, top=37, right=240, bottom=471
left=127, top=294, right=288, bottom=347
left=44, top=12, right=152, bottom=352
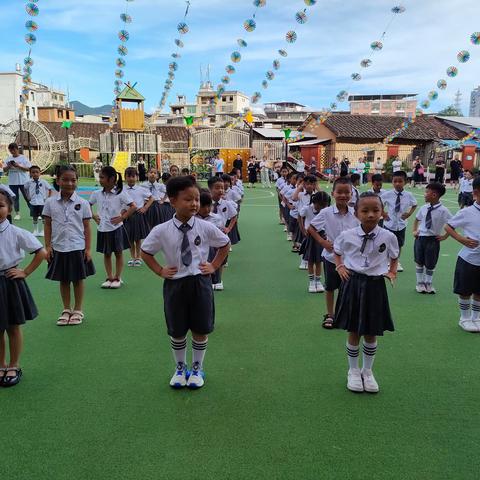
left=112, top=151, right=130, bottom=174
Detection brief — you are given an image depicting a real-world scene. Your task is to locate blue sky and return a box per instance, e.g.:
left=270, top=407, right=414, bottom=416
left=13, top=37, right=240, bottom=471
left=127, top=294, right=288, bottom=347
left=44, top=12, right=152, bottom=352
left=1, top=0, right=479, bottom=113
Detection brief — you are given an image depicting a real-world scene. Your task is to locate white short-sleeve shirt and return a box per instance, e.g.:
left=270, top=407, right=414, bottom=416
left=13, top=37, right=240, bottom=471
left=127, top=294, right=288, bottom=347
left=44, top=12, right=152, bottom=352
left=310, top=205, right=360, bottom=263
left=212, top=198, right=237, bottom=227
left=4, top=154, right=31, bottom=186
left=276, top=177, right=286, bottom=191
left=460, top=178, right=473, bottom=193
left=24, top=179, right=52, bottom=206
left=225, top=188, right=242, bottom=203
left=141, top=215, right=230, bottom=279
left=448, top=203, right=480, bottom=266
left=125, top=185, right=152, bottom=211
left=141, top=181, right=165, bottom=201
left=334, top=225, right=399, bottom=276
left=0, top=220, right=43, bottom=270
left=381, top=189, right=417, bottom=231
left=43, top=192, right=92, bottom=252
left=0, top=184, right=16, bottom=199
left=196, top=213, right=224, bottom=229
left=214, top=158, right=225, bottom=173
left=300, top=204, right=321, bottom=230
left=296, top=160, right=305, bottom=173
left=89, top=189, right=134, bottom=232
left=416, top=203, right=452, bottom=237
left=392, top=160, right=402, bottom=172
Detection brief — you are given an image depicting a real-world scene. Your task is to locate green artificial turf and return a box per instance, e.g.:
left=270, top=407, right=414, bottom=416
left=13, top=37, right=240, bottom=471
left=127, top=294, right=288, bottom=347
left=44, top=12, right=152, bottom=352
left=2, top=180, right=480, bottom=479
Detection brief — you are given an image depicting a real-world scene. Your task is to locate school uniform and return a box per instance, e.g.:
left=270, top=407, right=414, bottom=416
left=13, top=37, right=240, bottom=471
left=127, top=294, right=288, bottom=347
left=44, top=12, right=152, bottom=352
left=0, top=220, right=42, bottom=331
left=284, top=187, right=300, bottom=238
left=414, top=203, right=452, bottom=270
left=349, top=186, right=360, bottom=207
left=213, top=198, right=238, bottom=240
left=25, top=178, right=52, bottom=218
left=294, top=191, right=311, bottom=244
left=224, top=189, right=241, bottom=244
left=141, top=215, right=230, bottom=338
left=381, top=189, right=417, bottom=248
left=280, top=184, right=293, bottom=227
left=299, top=204, right=324, bottom=263
left=197, top=212, right=225, bottom=285
left=142, top=181, right=164, bottom=227
left=458, top=178, right=474, bottom=208
left=43, top=193, right=96, bottom=282
left=276, top=177, right=287, bottom=207
left=123, top=185, right=152, bottom=243
left=310, top=205, right=360, bottom=291
left=89, top=189, right=134, bottom=254
left=334, top=226, right=399, bottom=336
left=448, top=203, right=480, bottom=296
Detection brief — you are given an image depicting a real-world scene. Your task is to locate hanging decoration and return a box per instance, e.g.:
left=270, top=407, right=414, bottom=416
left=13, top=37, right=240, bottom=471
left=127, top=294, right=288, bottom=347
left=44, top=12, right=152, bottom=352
left=157, top=1, right=192, bottom=111
left=436, top=129, right=480, bottom=153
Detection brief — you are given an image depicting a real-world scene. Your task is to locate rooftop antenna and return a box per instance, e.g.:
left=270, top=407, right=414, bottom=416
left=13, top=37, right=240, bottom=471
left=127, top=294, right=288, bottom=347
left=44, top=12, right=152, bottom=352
left=454, top=89, right=463, bottom=114
left=200, top=64, right=204, bottom=87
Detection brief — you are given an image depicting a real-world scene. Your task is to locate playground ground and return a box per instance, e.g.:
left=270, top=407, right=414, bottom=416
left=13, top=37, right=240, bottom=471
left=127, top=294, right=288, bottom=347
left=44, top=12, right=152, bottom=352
left=2, top=178, right=480, bottom=479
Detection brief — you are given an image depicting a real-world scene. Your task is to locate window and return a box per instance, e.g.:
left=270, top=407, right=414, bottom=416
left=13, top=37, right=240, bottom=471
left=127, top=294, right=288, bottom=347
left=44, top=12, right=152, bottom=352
left=31, top=92, right=35, bottom=101
left=66, top=110, right=70, bottom=119
left=229, top=96, right=233, bottom=102
left=26, top=106, right=30, bottom=118
left=58, top=109, right=64, bottom=118
left=32, top=107, right=36, bottom=117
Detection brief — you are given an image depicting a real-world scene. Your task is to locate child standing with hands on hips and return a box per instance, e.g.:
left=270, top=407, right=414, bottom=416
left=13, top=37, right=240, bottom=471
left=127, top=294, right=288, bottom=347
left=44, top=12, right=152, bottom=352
left=24, top=165, right=52, bottom=236
left=43, top=165, right=96, bottom=326
left=0, top=190, right=46, bottom=387
left=334, top=192, right=399, bottom=393
left=90, top=166, right=136, bottom=289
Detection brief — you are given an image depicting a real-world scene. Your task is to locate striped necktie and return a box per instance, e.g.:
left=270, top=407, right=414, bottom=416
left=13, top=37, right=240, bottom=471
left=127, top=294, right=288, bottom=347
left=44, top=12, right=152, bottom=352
left=213, top=201, right=219, bottom=214
left=34, top=179, right=40, bottom=195
left=395, top=192, right=402, bottom=213
left=178, top=223, right=192, bottom=266
left=425, top=205, right=437, bottom=229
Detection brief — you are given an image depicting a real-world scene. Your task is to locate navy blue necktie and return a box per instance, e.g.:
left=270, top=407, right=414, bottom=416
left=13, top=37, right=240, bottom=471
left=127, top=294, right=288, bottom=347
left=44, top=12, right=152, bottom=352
left=360, top=233, right=376, bottom=254
left=178, top=223, right=192, bottom=266
left=35, top=179, right=40, bottom=195
left=395, top=192, right=402, bottom=213
left=425, top=205, right=435, bottom=229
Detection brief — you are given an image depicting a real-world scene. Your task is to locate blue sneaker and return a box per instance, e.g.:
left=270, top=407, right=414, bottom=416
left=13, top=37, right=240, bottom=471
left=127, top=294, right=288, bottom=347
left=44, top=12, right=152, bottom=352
left=169, top=362, right=188, bottom=389
left=186, top=362, right=205, bottom=389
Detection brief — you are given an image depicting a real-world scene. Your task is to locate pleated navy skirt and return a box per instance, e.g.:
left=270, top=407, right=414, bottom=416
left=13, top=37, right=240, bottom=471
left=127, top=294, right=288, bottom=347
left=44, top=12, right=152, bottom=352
left=97, top=228, right=128, bottom=254
left=46, top=250, right=95, bottom=282
left=159, top=202, right=176, bottom=224
left=146, top=202, right=162, bottom=229
left=0, top=274, right=38, bottom=331
left=226, top=219, right=241, bottom=245
left=334, top=272, right=394, bottom=336
left=123, top=211, right=150, bottom=243
left=301, top=236, right=323, bottom=263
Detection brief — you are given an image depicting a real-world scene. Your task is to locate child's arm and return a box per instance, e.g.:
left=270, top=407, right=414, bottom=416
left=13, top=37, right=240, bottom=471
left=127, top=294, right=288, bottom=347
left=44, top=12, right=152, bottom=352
left=90, top=204, right=100, bottom=225
left=334, top=252, right=350, bottom=281
left=412, top=218, right=420, bottom=237
left=200, top=243, right=230, bottom=275
left=141, top=251, right=178, bottom=279
left=298, top=215, right=306, bottom=236
left=224, top=215, right=237, bottom=234
left=112, top=202, right=137, bottom=225
left=291, top=182, right=303, bottom=201
left=401, top=205, right=417, bottom=220
left=43, top=217, right=53, bottom=261
left=84, top=218, right=92, bottom=261
left=139, top=196, right=154, bottom=214
left=307, top=225, right=332, bottom=251
left=385, top=257, right=399, bottom=285
left=444, top=225, right=479, bottom=249
left=6, top=248, right=47, bottom=279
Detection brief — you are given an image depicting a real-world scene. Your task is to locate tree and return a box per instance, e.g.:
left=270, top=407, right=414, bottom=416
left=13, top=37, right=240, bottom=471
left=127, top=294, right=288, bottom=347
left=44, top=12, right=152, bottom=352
left=437, top=105, right=463, bottom=116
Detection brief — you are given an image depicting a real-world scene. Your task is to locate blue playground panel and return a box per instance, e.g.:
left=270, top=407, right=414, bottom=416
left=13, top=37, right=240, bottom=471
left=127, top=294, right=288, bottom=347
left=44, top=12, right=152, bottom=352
left=77, top=186, right=100, bottom=199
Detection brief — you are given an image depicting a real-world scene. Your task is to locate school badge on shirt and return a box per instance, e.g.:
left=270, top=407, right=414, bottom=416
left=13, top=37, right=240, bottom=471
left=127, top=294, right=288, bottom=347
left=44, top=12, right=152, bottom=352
left=379, top=243, right=386, bottom=253
left=75, top=204, right=81, bottom=211
left=194, top=235, right=201, bottom=246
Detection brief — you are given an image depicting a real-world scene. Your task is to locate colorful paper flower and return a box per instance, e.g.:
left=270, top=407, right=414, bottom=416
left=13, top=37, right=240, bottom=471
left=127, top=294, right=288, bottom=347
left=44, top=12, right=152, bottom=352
left=266, top=71, right=275, bottom=80
left=115, top=69, right=124, bottom=78
left=175, top=39, right=184, bottom=48
left=172, top=53, right=181, bottom=58
left=116, top=58, right=126, bottom=68
left=262, top=80, right=269, bottom=89
left=304, top=0, right=317, bottom=5
left=286, top=31, right=297, bottom=43
left=24, top=57, right=34, bottom=67
left=470, top=32, right=480, bottom=45
left=421, top=100, right=430, bottom=109
left=26, top=3, right=39, bottom=16
left=337, top=90, right=349, bottom=102
left=238, top=39, right=248, bottom=48
left=253, top=0, right=267, bottom=7
left=244, top=19, right=256, bottom=32
left=351, top=73, right=362, bottom=81
left=120, top=13, right=132, bottom=23
left=251, top=92, right=262, bottom=104
left=114, top=88, right=121, bottom=96
left=428, top=91, right=438, bottom=101
left=118, top=30, right=130, bottom=42
left=231, top=51, right=242, bottom=63
left=360, top=59, right=372, bottom=68
left=168, top=71, right=175, bottom=79
left=295, top=11, right=308, bottom=24
left=169, top=62, right=178, bottom=71
left=118, top=45, right=128, bottom=56
left=391, top=6, right=406, bottom=14
left=437, top=79, right=447, bottom=90
left=23, top=66, right=32, bottom=75
left=457, top=50, right=470, bottom=63
left=25, top=20, right=38, bottom=32
left=177, top=22, right=189, bottom=34
left=370, top=41, right=383, bottom=51
left=23, top=74, right=32, bottom=83
left=330, top=102, right=337, bottom=110
left=221, top=76, right=230, bottom=84
left=114, top=80, right=123, bottom=87
left=226, top=65, right=236, bottom=74
left=25, top=33, right=36, bottom=45
left=278, top=49, right=288, bottom=57
left=447, top=66, right=458, bottom=77
left=217, top=85, right=226, bottom=95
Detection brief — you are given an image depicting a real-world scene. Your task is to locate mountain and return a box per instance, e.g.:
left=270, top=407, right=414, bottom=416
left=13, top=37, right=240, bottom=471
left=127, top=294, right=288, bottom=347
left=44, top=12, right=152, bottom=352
left=70, top=101, right=112, bottom=116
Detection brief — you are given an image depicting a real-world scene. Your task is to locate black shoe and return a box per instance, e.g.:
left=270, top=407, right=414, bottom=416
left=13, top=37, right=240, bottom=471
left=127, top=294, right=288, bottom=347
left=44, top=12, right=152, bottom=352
left=3, top=368, right=22, bottom=387
left=0, top=368, right=6, bottom=387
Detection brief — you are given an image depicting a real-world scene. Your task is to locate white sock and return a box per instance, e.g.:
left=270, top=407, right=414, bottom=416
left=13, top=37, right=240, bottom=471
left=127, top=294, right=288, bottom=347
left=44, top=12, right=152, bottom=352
left=415, top=265, right=425, bottom=284
left=170, top=337, right=187, bottom=366
left=346, top=343, right=359, bottom=370
left=33, top=222, right=38, bottom=232
left=459, top=298, right=471, bottom=321
left=314, top=275, right=321, bottom=283
left=363, top=341, right=377, bottom=371
left=192, top=338, right=208, bottom=368
left=424, top=269, right=434, bottom=286
left=472, top=300, right=480, bottom=321
left=308, top=274, right=314, bottom=282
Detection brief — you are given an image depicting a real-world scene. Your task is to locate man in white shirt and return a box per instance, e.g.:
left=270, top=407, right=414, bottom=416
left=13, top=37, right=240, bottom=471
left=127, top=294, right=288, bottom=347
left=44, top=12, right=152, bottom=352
left=296, top=158, right=305, bottom=174
left=214, top=156, right=225, bottom=175
left=356, top=158, right=366, bottom=184
left=392, top=157, right=402, bottom=173
left=3, top=143, right=31, bottom=220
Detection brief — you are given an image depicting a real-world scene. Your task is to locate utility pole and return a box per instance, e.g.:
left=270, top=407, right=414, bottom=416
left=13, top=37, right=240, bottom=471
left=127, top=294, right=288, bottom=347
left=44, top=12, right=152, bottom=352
left=454, top=90, right=463, bottom=115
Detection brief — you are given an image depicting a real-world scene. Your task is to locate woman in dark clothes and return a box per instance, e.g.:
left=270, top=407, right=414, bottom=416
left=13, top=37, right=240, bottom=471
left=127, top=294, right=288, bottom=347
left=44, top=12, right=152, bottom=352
left=450, top=155, right=462, bottom=189
left=247, top=158, right=258, bottom=188
left=137, top=157, right=147, bottom=182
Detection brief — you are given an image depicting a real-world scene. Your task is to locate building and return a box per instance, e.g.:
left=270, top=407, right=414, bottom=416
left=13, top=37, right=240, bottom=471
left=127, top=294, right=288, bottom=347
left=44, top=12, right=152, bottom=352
left=348, top=94, right=417, bottom=117
left=37, top=106, right=75, bottom=123
left=0, top=69, right=68, bottom=124
left=258, top=102, right=314, bottom=130
left=469, top=86, right=480, bottom=117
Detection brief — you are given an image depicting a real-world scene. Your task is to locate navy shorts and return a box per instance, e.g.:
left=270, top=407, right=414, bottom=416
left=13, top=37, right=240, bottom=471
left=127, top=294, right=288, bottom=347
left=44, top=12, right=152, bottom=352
left=414, top=236, right=440, bottom=270
left=29, top=205, right=44, bottom=218
left=385, top=227, right=406, bottom=248
left=454, top=257, right=480, bottom=296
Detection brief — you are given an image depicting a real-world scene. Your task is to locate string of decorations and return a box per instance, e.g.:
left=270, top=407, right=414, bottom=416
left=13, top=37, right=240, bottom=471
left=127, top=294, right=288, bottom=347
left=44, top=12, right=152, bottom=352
left=435, top=128, right=480, bottom=153
left=158, top=1, right=192, bottom=112
left=383, top=31, right=479, bottom=143
left=315, top=4, right=407, bottom=126
left=21, top=1, right=41, bottom=109
left=113, top=0, right=134, bottom=98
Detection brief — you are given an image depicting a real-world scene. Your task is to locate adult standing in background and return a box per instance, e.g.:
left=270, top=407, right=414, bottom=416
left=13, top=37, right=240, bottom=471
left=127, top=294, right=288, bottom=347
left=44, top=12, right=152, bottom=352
left=449, top=154, right=462, bottom=189
left=374, top=157, right=383, bottom=175
left=260, top=155, right=271, bottom=188
left=214, top=154, right=225, bottom=175
left=392, top=156, right=402, bottom=173
left=356, top=157, right=366, bottom=184
left=233, top=153, right=243, bottom=179
left=137, top=156, right=147, bottom=182
left=411, top=157, right=425, bottom=187
left=2, top=142, right=31, bottom=220
left=296, top=157, right=305, bottom=174
left=340, top=158, right=349, bottom=177
left=434, top=156, right=446, bottom=184
left=247, top=157, right=258, bottom=188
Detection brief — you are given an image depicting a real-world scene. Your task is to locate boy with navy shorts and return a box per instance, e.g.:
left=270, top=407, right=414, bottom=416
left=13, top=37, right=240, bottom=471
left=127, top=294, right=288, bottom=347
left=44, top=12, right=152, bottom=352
left=24, top=165, right=52, bottom=236
left=445, top=176, right=480, bottom=332
left=141, top=176, right=230, bottom=389
left=412, top=182, right=451, bottom=294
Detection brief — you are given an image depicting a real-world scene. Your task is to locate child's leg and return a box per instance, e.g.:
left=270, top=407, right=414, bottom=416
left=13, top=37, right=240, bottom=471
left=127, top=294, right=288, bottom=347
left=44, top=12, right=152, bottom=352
left=459, top=295, right=472, bottom=321
left=135, top=240, right=142, bottom=259
left=472, top=294, right=480, bottom=322
left=347, top=332, right=360, bottom=370
left=415, top=264, right=425, bottom=285
left=170, top=336, right=187, bottom=365
left=308, top=262, right=314, bottom=281
left=362, top=335, right=377, bottom=371
left=129, top=243, right=136, bottom=261
left=192, top=332, right=208, bottom=368
left=7, top=325, right=23, bottom=368
left=60, top=281, right=71, bottom=310
left=114, top=251, right=124, bottom=279
left=32, top=215, right=38, bottom=233
left=326, top=291, right=335, bottom=316
left=104, top=253, right=113, bottom=279
left=0, top=331, right=6, bottom=368
left=314, top=261, right=322, bottom=282
left=73, top=280, right=84, bottom=312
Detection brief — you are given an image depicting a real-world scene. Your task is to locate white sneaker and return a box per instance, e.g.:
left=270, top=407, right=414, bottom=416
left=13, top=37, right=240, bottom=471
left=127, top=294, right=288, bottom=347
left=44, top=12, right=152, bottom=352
left=170, top=362, right=188, bottom=389
left=186, top=362, right=205, bottom=389
left=134, top=259, right=142, bottom=267
left=473, top=320, right=480, bottom=332
left=416, top=283, right=426, bottom=294
left=316, top=280, right=325, bottom=293
left=425, top=284, right=436, bottom=294
left=347, top=368, right=364, bottom=392
left=397, top=263, right=404, bottom=272
left=299, top=259, right=308, bottom=270
left=37, top=229, right=44, bottom=237
left=361, top=368, right=379, bottom=393
left=101, top=279, right=112, bottom=289
left=127, top=259, right=135, bottom=267
left=213, top=282, right=224, bottom=291
left=283, top=227, right=287, bottom=232
left=110, top=279, right=122, bottom=289
left=459, top=319, right=478, bottom=332
left=287, top=233, right=293, bottom=241
left=308, top=281, right=316, bottom=293
left=14, top=213, right=20, bottom=221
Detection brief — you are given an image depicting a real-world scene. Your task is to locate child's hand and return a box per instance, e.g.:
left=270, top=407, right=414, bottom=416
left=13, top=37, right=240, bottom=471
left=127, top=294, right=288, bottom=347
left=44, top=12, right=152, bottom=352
left=383, top=212, right=390, bottom=221
left=401, top=213, right=410, bottom=220
left=159, top=266, right=178, bottom=279
left=336, top=265, right=350, bottom=282
left=413, top=230, right=419, bottom=238
left=84, top=250, right=92, bottom=262
left=324, top=240, right=334, bottom=252
left=436, top=234, right=449, bottom=242
left=5, top=268, right=27, bottom=279
left=138, top=207, right=147, bottom=214
left=384, top=271, right=396, bottom=286
left=46, top=246, right=53, bottom=261
left=461, top=237, right=480, bottom=249
left=199, top=262, right=215, bottom=275
left=93, top=214, right=100, bottom=225
left=111, top=216, right=123, bottom=225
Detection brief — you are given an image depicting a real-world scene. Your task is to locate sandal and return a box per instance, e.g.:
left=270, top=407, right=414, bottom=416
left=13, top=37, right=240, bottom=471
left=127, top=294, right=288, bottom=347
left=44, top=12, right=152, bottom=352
left=69, top=310, right=84, bottom=326
left=322, top=314, right=335, bottom=330
left=57, top=309, right=72, bottom=326
left=3, top=367, right=22, bottom=387
left=0, top=368, right=6, bottom=387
